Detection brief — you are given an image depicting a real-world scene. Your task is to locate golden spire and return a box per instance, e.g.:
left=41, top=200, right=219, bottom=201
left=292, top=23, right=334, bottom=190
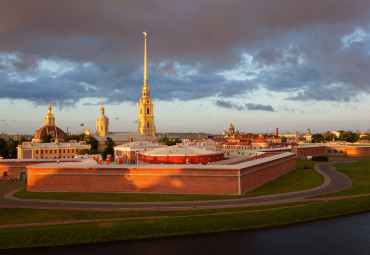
left=100, top=104, right=105, bottom=115
left=143, top=31, right=148, bottom=86
left=48, top=100, right=52, bottom=113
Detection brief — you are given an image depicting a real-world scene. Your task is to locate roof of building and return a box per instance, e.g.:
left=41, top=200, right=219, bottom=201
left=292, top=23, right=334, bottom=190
left=91, top=132, right=154, bottom=142
left=114, top=140, right=162, bottom=151
left=253, top=138, right=267, bottom=144
left=33, top=125, right=65, bottom=140
left=19, top=142, right=91, bottom=149
left=139, top=144, right=222, bottom=157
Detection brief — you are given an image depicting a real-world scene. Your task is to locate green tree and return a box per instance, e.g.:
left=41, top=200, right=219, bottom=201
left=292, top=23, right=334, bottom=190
left=85, top=135, right=99, bottom=150
left=323, top=131, right=336, bottom=141
left=40, top=134, right=52, bottom=143
left=159, top=137, right=181, bottom=146
left=0, top=138, right=8, bottom=158
left=338, top=131, right=359, bottom=143
left=6, top=138, right=18, bottom=158
left=311, top=134, right=324, bottom=143
left=281, top=136, right=287, bottom=143
left=102, top=137, right=115, bottom=160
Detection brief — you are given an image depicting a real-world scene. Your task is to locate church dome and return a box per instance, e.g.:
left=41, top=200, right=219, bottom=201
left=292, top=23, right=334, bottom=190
left=34, top=125, right=65, bottom=140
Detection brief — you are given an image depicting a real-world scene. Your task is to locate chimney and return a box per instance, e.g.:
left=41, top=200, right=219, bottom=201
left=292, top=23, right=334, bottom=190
left=276, top=128, right=279, bottom=137
left=130, top=137, right=133, bottom=143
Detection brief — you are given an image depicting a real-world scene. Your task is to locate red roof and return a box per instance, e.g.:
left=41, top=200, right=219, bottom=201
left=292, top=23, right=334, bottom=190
left=253, top=138, right=267, bottom=144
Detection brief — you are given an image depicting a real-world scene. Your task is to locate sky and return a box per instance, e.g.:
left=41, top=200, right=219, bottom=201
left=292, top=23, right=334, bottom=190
left=0, top=0, right=370, bottom=135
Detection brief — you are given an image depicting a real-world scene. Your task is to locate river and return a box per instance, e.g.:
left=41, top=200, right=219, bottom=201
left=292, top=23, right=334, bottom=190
left=3, top=212, right=369, bottom=255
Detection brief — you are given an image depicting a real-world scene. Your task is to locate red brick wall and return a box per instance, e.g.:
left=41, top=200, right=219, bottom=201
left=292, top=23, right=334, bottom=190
left=345, top=146, right=370, bottom=157
left=27, top=166, right=239, bottom=195
left=291, top=146, right=326, bottom=158
left=239, top=154, right=296, bottom=194
left=0, top=160, right=80, bottom=181
left=27, top=153, right=297, bottom=195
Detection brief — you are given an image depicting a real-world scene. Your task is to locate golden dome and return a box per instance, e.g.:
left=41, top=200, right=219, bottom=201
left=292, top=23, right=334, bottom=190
left=85, top=129, right=91, bottom=136
left=142, top=85, right=150, bottom=91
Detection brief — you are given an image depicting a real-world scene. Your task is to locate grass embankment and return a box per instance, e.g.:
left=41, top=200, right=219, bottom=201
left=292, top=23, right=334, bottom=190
left=1, top=196, right=369, bottom=249
left=0, top=201, right=312, bottom=226
left=318, top=159, right=370, bottom=197
left=13, top=159, right=324, bottom=202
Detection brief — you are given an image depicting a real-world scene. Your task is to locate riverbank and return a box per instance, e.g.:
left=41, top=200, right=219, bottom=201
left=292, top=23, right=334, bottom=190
left=0, top=159, right=369, bottom=249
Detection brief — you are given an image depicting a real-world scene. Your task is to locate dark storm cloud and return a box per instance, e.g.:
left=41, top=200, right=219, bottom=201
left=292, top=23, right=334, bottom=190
left=215, top=100, right=275, bottom=112
left=0, top=0, right=369, bottom=105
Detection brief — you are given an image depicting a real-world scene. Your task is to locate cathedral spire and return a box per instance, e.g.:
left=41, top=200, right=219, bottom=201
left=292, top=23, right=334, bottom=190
left=143, top=31, right=148, bottom=86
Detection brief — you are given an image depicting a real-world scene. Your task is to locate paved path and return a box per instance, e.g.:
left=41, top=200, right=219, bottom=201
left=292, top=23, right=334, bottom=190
left=0, top=158, right=360, bottom=211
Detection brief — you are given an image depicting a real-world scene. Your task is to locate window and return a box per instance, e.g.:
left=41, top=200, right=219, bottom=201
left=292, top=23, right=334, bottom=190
left=63, top=149, right=65, bottom=153
left=147, top=109, right=150, bottom=114
left=101, top=126, right=103, bottom=131
left=67, top=149, right=70, bottom=153
left=147, top=122, right=150, bottom=128
left=54, top=150, right=57, bottom=154
left=140, top=109, right=142, bottom=114
left=72, top=149, right=74, bottom=153
left=50, top=150, right=52, bottom=154
left=3, top=172, right=8, bottom=177
left=147, top=100, right=149, bottom=103
left=49, top=119, right=51, bottom=124
left=41, top=150, right=43, bottom=154
left=76, top=149, right=79, bottom=153
left=59, top=150, right=61, bottom=153
left=36, top=151, right=38, bottom=154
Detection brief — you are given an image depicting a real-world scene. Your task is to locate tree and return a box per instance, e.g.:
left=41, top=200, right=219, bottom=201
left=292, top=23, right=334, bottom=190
left=311, top=134, right=324, bottom=143
left=323, top=131, right=336, bottom=141
left=281, top=136, right=287, bottom=143
left=78, top=148, right=99, bottom=155
left=159, top=137, right=181, bottom=146
left=338, top=131, right=359, bottom=143
left=40, top=134, right=52, bottom=143
left=85, top=135, right=99, bottom=150
left=0, top=138, right=8, bottom=158
left=6, top=138, right=18, bottom=158
left=102, top=137, right=115, bottom=160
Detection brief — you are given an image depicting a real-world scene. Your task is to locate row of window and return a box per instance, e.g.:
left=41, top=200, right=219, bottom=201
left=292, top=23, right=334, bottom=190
left=140, top=108, right=151, bottom=114
left=35, top=149, right=79, bottom=155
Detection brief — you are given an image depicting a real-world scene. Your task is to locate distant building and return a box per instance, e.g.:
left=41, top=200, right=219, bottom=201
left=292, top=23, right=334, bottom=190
left=17, top=141, right=91, bottom=159
left=137, top=144, right=224, bottom=164
left=33, top=101, right=65, bottom=141
left=114, top=140, right=162, bottom=164
left=305, top=128, right=312, bottom=141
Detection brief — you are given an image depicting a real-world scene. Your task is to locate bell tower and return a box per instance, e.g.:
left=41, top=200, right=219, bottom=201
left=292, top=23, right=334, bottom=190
left=96, top=105, right=109, bottom=137
left=138, top=31, right=155, bottom=137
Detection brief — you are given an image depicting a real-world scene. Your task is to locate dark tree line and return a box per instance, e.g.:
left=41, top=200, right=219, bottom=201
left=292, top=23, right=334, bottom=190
left=0, top=136, right=29, bottom=159
left=311, top=131, right=359, bottom=143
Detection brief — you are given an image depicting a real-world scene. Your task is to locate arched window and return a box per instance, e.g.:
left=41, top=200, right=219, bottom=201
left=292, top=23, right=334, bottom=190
left=140, top=109, right=142, bottom=114
left=147, top=122, right=150, bottom=127
left=147, top=109, right=150, bottom=114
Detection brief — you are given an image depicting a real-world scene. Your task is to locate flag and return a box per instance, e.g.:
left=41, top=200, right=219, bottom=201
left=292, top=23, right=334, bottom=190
left=80, top=123, right=84, bottom=127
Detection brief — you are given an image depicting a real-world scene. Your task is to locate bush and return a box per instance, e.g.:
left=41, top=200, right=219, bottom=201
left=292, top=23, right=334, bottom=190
left=312, top=156, right=329, bottom=161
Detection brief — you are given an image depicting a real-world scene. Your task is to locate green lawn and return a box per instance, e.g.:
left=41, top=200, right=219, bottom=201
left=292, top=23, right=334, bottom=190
left=0, top=181, right=26, bottom=201
left=1, top=196, right=369, bottom=249
left=242, top=159, right=324, bottom=197
left=0, top=201, right=312, bottom=226
left=13, top=160, right=324, bottom=202
left=318, top=159, right=370, bottom=197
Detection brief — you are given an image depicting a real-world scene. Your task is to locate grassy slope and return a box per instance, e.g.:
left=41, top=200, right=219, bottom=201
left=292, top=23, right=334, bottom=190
left=318, top=159, right=370, bottom=197
left=13, top=159, right=324, bottom=202
left=1, top=196, right=369, bottom=249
